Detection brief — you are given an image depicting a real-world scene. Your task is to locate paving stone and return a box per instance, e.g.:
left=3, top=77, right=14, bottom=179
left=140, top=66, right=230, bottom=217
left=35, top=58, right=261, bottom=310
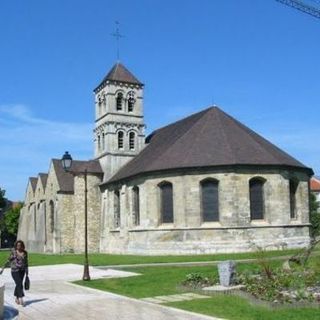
left=2, top=264, right=222, bottom=320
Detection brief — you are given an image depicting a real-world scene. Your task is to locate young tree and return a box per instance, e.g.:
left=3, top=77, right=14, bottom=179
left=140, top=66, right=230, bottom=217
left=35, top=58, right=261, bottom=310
left=1, top=203, right=23, bottom=236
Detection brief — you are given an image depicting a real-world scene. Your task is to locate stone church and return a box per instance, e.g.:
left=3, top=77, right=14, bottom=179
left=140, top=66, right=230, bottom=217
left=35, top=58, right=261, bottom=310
left=18, top=62, right=314, bottom=254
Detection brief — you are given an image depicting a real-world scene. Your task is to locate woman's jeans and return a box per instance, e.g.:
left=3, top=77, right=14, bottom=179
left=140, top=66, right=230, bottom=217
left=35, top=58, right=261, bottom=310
left=11, top=269, right=25, bottom=298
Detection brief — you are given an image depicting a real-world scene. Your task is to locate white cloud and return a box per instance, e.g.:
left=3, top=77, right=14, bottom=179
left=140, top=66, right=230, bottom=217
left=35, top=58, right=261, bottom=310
left=0, top=105, right=93, bottom=201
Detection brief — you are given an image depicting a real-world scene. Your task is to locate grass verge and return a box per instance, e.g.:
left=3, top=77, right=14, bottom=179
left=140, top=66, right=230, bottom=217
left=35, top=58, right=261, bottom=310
left=0, top=248, right=302, bottom=268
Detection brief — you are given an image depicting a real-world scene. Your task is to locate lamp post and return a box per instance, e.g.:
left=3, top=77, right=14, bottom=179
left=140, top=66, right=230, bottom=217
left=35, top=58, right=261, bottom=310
left=61, top=151, right=91, bottom=281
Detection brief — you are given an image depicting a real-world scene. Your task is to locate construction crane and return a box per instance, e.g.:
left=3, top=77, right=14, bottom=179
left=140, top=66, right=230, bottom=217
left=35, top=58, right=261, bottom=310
left=275, top=0, right=320, bottom=19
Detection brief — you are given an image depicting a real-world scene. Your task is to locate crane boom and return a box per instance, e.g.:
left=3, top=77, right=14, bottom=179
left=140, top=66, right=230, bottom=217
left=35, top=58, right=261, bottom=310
left=275, top=0, right=320, bottom=19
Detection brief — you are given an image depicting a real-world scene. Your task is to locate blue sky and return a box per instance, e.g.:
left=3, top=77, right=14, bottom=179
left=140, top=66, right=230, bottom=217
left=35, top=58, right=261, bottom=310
left=1, top=0, right=320, bottom=201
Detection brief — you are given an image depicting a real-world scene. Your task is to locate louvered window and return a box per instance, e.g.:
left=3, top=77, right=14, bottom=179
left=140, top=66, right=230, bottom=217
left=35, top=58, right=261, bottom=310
left=128, top=91, right=135, bottom=112
left=290, top=180, right=298, bottom=219
left=118, top=131, right=124, bottom=149
left=133, top=186, right=140, bottom=226
left=201, top=179, right=219, bottom=222
left=116, top=92, right=123, bottom=110
left=159, top=182, right=174, bottom=223
left=129, top=132, right=135, bottom=150
left=114, top=190, right=120, bottom=228
left=250, top=178, right=265, bottom=220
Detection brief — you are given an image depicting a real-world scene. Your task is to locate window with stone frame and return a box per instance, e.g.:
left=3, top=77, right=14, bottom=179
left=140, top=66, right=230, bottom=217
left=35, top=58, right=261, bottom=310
left=114, top=190, right=121, bottom=228
left=118, top=131, right=124, bottom=149
left=159, top=181, right=174, bottom=223
left=97, top=135, right=101, bottom=152
left=132, top=186, right=140, bottom=226
left=289, top=179, right=298, bottom=219
left=116, top=92, right=123, bottom=111
left=98, top=95, right=102, bottom=116
left=49, top=200, right=54, bottom=233
left=101, top=132, right=105, bottom=151
left=129, top=132, right=135, bottom=150
left=200, top=178, right=219, bottom=222
left=127, top=91, right=135, bottom=112
left=249, top=178, right=265, bottom=220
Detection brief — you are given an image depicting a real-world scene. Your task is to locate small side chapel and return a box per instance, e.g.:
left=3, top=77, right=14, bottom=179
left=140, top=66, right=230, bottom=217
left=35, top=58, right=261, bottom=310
left=18, top=62, right=314, bottom=254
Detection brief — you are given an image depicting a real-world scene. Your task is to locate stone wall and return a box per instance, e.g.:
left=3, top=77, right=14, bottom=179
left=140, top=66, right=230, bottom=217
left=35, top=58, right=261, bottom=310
left=100, top=168, right=311, bottom=254
left=18, top=161, right=102, bottom=253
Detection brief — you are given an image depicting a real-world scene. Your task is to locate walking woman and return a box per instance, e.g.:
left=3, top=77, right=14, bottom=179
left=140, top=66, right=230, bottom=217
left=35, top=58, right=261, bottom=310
left=1, top=240, right=29, bottom=306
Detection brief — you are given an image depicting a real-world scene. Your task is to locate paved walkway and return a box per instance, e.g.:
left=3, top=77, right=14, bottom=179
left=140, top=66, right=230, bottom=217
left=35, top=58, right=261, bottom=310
left=1, top=264, right=223, bottom=320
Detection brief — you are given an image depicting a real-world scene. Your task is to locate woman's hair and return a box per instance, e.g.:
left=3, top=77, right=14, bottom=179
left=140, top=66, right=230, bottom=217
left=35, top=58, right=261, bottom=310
left=14, top=240, right=26, bottom=251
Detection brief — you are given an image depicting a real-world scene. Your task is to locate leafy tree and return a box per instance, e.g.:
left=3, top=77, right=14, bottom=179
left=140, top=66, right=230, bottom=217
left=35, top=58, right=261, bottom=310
left=0, top=188, right=6, bottom=209
left=1, top=203, right=23, bottom=236
left=310, top=193, right=320, bottom=239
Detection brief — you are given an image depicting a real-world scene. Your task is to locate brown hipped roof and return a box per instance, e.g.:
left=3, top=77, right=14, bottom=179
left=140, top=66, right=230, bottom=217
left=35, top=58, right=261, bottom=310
left=94, top=62, right=143, bottom=92
left=52, top=159, right=103, bottom=193
left=107, top=106, right=313, bottom=184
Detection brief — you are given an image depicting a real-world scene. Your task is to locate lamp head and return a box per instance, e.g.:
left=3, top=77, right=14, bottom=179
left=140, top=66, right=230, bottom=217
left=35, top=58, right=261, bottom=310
left=61, top=151, right=73, bottom=171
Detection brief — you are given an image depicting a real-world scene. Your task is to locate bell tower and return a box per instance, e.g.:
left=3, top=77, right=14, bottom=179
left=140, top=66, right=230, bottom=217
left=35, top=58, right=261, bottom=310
left=93, top=63, right=145, bottom=180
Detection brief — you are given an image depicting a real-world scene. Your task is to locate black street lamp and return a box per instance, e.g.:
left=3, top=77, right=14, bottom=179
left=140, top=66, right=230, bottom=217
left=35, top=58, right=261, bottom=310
left=61, top=151, right=91, bottom=281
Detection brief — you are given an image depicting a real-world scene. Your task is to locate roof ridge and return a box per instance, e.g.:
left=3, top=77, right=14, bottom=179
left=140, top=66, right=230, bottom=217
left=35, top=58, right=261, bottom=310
left=215, top=109, right=236, bottom=164
left=146, top=108, right=213, bottom=165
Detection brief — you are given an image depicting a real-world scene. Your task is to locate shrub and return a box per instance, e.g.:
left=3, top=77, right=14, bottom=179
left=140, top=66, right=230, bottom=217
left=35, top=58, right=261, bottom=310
left=182, top=272, right=214, bottom=288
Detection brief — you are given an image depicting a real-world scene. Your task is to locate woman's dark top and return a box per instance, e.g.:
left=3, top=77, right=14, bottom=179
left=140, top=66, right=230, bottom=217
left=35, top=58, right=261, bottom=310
left=6, top=249, right=29, bottom=273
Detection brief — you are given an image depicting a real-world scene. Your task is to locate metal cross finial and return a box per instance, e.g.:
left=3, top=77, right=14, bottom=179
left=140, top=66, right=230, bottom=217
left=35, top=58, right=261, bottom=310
left=111, top=21, right=124, bottom=61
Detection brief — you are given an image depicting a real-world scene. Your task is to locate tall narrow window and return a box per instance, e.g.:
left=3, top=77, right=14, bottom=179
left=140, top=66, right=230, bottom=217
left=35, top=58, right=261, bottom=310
left=129, top=132, right=135, bottom=150
left=116, top=92, right=123, bottom=111
left=128, top=91, right=135, bottom=112
left=249, top=178, right=265, bottom=220
left=97, top=135, right=101, bottom=151
left=102, top=133, right=105, bottom=151
left=114, top=190, right=120, bottom=228
left=98, top=96, right=102, bottom=116
left=49, top=200, right=54, bottom=233
left=118, top=131, right=124, bottom=149
left=133, top=186, right=140, bottom=226
left=290, top=180, right=298, bottom=219
left=159, top=182, right=174, bottom=223
left=201, top=179, right=219, bottom=222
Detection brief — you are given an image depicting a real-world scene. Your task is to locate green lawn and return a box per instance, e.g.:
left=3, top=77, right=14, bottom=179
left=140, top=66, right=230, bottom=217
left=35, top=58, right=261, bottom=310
left=75, top=261, right=320, bottom=320
left=75, top=263, right=270, bottom=298
left=166, top=295, right=320, bottom=320
left=0, top=248, right=301, bottom=268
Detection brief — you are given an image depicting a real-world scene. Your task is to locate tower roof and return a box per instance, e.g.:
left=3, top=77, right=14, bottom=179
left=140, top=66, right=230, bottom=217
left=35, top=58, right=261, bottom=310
left=94, top=63, right=143, bottom=91
left=106, top=106, right=313, bottom=184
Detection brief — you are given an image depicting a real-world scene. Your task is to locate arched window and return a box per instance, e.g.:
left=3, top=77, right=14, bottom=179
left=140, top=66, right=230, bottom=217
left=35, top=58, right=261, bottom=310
left=118, top=131, right=124, bottom=149
left=114, top=190, right=120, bottom=228
left=102, top=132, right=105, bottom=151
left=200, top=179, right=219, bottom=222
left=98, top=95, right=102, bottom=116
left=49, top=200, right=54, bottom=233
left=132, top=186, right=140, bottom=226
left=97, top=135, right=101, bottom=151
left=159, top=182, right=174, bottom=223
left=128, top=91, right=135, bottom=112
left=116, top=92, right=123, bottom=111
left=129, top=132, right=135, bottom=150
left=249, top=178, right=265, bottom=220
left=289, top=180, right=298, bottom=219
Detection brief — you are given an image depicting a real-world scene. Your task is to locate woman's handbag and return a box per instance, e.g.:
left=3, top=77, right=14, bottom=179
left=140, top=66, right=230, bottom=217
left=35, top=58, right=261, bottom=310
left=24, top=275, right=30, bottom=290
